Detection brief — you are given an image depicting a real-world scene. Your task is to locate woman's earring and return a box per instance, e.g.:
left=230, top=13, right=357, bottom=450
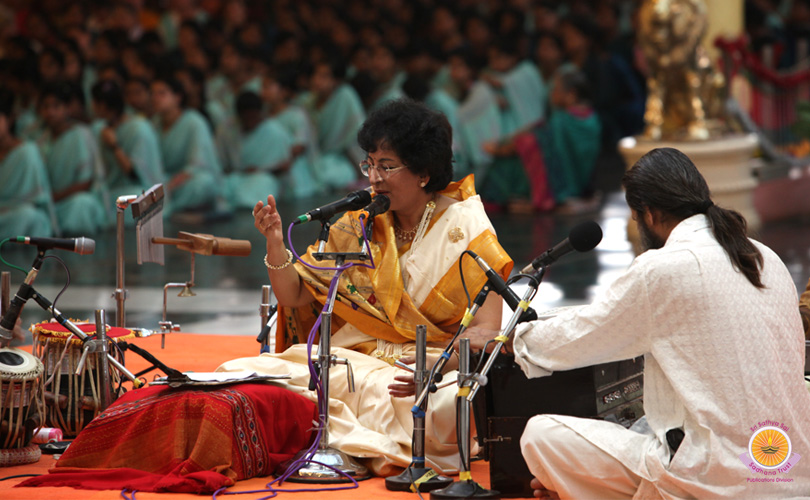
left=420, top=181, right=426, bottom=187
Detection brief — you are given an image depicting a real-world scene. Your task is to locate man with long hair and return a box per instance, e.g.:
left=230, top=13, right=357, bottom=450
left=466, top=147, right=809, bottom=499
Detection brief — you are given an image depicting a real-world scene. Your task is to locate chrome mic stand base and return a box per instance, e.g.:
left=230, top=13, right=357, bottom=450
left=385, top=466, right=453, bottom=492
left=430, top=480, right=500, bottom=499
left=279, top=447, right=370, bottom=483
left=432, top=338, right=500, bottom=500
left=387, top=325, right=453, bottom=492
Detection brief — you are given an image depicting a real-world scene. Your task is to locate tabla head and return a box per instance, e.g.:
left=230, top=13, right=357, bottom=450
left=0, top=347, right=43, bottom=380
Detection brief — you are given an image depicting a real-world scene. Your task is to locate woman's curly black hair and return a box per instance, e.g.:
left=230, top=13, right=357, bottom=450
left=357, top=98, right=453, bottom=193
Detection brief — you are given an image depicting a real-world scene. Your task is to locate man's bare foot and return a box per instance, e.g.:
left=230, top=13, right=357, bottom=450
left=531, top=478, right=560, bottom=499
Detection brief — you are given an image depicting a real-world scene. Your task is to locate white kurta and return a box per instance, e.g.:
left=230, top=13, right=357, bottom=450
left=513, top=215, right=810, bottom=499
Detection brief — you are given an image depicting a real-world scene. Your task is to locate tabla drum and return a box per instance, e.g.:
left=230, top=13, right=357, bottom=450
left=32, top=321, right=136, bottom=437
left=0, top=347, right=44, bottom=466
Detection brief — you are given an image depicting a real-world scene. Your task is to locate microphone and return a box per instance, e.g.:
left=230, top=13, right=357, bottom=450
left=360, top=194, right=390, bottom=220
left=9, top=236, right=95, bottom=255
left=471, top=252, right=537, bottom=323
left=293, top=189, right=372, bottom=225
left=520, top=221, right=602, bottom=274
left=0, top=252, right=46, bottom=340
left=0, top=292, right=24, bottom=340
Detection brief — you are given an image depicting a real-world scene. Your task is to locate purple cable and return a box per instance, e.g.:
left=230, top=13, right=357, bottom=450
left=286, top=219, right=377, bottom=272
left=275, top=219, right=377, bottom=484
left=212, top=460, right=359, bottom=499
left=209, top=219, right=376, bottom=500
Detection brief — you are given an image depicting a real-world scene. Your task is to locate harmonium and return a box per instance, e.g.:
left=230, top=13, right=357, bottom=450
left=471, top=353, right=645, bottom=498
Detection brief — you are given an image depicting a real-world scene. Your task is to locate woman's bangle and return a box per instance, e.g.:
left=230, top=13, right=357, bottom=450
left=264, top=249, right=293, bottom=270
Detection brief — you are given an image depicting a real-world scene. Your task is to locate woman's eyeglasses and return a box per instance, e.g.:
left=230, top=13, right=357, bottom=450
left=359, top=160, right=407, bottom=179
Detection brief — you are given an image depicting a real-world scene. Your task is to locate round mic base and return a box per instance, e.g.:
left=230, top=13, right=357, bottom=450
left=430, top=480, right=500, bottom=499
left=277, top=446, right=371, bottom=484
left=385, top=466, right=454, bottom=492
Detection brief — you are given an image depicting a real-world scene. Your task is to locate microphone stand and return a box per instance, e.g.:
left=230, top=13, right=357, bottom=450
left=430, top=338, right=499, bottom=499
left=281, top=220, right=370, bottom=483
left=256, top=285, right=276, bottom=353
left=386, top=325, right=453, bottom=492
left=466, top=267, right=546, bottom=404
left=114, top=194, right=138, bottom=328
left=10, top=249, right=142, bottom=388
left=411, top=283, right=492, bottom=417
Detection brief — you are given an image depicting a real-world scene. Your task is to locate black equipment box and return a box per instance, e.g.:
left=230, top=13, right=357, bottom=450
left=471, top=354, right=645, bottom=498
left=805, top=341, right=809, bottom=375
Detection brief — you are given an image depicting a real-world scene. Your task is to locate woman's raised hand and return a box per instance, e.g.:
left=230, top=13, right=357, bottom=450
left=253, top=195, right=285, bottom=247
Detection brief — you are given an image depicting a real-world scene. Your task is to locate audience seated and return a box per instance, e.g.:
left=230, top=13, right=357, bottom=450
left=0, top=0, right=660, bottom=232
left=485, top=66, right=602, bottom=214
left=151, top=75, right=223, bottom=215
left=298, top=60, right=365, bottom=191
left=261, top=68, right=325, bottom=200
left=38, top=81, right=109, bottom=235
left=0, top=88, right=57, bottom=237
left=91, top=79, right=165, bottom=207
left=218, top=90, right=292, bottom=210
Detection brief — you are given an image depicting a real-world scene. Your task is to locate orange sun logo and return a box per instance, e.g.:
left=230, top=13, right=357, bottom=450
left=749, top=427, right=791, bottom=469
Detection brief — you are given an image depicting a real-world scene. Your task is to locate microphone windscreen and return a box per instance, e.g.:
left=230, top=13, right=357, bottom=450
left=569, top=221, right=603, bottom=252
left=75, top=237, right=96, bottom=255
left=351, top=189, right=373, bottom=206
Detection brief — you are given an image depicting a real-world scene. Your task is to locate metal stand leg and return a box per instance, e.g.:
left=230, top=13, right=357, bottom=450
left=386, top=325, right=453, bottom=492
left=431, top=338, right=500, bottom=500
left=258, top=285, right=273, bottom=353
left=94, top=309, right=114, bottom=411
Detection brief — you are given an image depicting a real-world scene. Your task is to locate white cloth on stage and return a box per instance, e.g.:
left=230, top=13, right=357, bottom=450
left=217, top=342, right=462, bottom=476
left=513, top=215, right=810, bottom=499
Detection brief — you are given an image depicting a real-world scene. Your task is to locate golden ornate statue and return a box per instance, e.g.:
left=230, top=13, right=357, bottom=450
left=638, top=0, right=726, bottom=141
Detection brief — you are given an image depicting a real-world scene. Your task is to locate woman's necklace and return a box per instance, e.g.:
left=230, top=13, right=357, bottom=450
left=395, top=197, right=436, bottom=247
left=394, top=224, right=418, bottom=242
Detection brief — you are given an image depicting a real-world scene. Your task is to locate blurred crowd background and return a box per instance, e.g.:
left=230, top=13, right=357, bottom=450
left=0, top=0, right=808, bottom=239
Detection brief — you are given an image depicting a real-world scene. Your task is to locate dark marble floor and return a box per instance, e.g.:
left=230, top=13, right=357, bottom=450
left=3, top=150, right=810, bottom=346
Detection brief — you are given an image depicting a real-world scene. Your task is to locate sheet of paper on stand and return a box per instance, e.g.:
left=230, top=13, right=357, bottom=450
left=150, top=369, right=291, bottom=387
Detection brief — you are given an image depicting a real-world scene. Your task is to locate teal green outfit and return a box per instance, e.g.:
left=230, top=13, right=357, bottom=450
left=15, top=106, right=41, bottom=141
left=537, top=108, right=602, bottom=203
left=0, top=141, right=57, bottom=237
left=206, top=75, right=262, bottom=129
left=493, top=60, right=546, bottom=136
left=455, top=82, right=502, bottom=180
left=432, top=66, right=453, bottom=97
left=369, top=73, right=406, bottom=112
left=273, top=105, right=324, bottom=200
left=39, top=125, right=110, bottom=235
left=157, top=109, right=223, bottom=214
left=98, top=115, right=165, bottom=205
left=425, top=88, right=462, bottom=172
left=301, top=84, right=365, bottom=190
left=218, top=117, right=292, bottom=209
